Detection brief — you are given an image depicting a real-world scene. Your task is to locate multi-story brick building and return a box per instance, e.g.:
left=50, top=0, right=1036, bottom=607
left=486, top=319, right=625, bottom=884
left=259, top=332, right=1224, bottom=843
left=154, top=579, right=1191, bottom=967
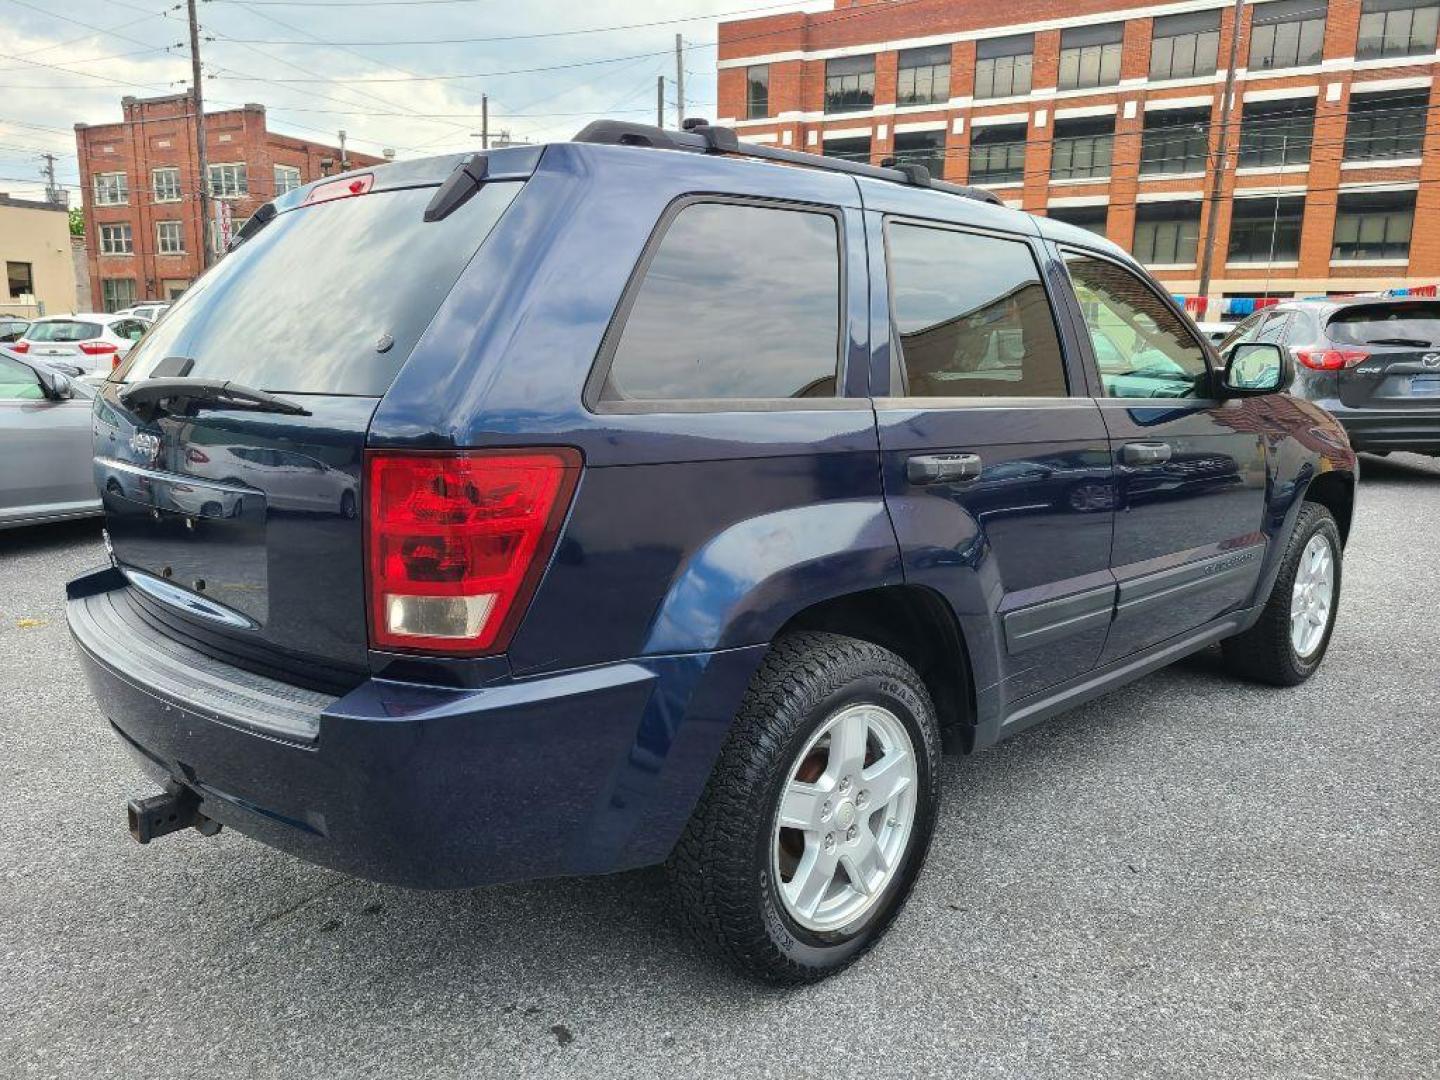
left=75, top=94, right=385, bottom=311
left=717, top=0, right=1440, bottom=314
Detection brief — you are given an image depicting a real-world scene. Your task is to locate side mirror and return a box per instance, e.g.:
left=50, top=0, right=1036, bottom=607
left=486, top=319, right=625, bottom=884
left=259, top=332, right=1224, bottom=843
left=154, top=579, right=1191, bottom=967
left=35, top=367, right=74, bottom=401
left=1222, top=341, right=1291, bottom=396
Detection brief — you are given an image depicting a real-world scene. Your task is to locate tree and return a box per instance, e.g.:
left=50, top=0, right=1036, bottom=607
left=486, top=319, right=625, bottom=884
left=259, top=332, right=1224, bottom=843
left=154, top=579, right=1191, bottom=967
left=68, top=207, right=84, bottom=236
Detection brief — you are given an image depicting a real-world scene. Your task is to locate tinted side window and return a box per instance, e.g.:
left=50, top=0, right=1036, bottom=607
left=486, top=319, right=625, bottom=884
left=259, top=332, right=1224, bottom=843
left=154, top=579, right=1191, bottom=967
left=601, top=202, right=841, bottom=402
left=0, top=356, right=43, bottom=401
left=1217, top=310, right=1265, bottom=351
left=1063, top=253, right=1210, bottom=399
left=887, top=223, right=1067, bottom=398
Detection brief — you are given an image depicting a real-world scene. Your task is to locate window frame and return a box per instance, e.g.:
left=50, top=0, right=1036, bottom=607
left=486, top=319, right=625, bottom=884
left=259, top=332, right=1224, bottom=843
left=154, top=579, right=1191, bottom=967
left=1149, top=10, right=1222, bottom=80
left=1132, top=200, right=1204, bottom=266
left=1139, top=107, right=1212, bottom=176
left=1331, top=189, right=1416, bottom=261
left=93, top=171, right=128, bottom=207
left=583, top=194, right=853, bottom=414
left=155, top=219, right=185, bottom=255
left=1343, top=88, right=1428, bottom=163
left=207, top=161, right=249, bottom=199
left=968, top=123, right=1029, bottom=185
left=880, top=215, right=1080, bottom=403
left=1057, top=24, right=1125, bottom=91
left=896, top=45, right=951, bottom=107
left=273, top=163, right=303, bottom=196
left=1357, top=0, right=1440, bottom=59
left=99, top=223, right=134, bottom=256
left=1050, top=115, right=1117, bottom=181
left=101, top=278, right=137, bottom=313
left=1248, top=0, right=1329, bottom=71
left=151, top=166, right=181, bottom=203
left=1228, top=194, right=1306, bottom=263
left=1053, top=244, right=1218, bottom=402
left=6, top=261, right=34, bottom=300
left=823, top=55, right=876, bottom=115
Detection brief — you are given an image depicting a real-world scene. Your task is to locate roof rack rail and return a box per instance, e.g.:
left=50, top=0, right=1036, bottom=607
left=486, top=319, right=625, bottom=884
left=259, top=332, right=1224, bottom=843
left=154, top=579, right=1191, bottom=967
left=572, top=119, right=1002, bottom=206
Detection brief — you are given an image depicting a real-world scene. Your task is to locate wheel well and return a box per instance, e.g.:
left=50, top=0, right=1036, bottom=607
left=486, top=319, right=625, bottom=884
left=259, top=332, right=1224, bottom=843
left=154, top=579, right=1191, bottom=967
left=778, top=586, right=975, bottom=752
left=1304, top=471, right=1354, bottom=545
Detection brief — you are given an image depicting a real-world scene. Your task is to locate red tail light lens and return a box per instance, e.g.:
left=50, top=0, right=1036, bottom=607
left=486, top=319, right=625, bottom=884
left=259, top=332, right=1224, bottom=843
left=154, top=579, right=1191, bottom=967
left=79, top=341, right=118, bottom=356
left=365, top=448, right=582, bottom=655
left=1294, top=348, right=1369, bottom=371
left=11, top=341, right=29, bottom=353
left=304, top=173, right=374, bottom=206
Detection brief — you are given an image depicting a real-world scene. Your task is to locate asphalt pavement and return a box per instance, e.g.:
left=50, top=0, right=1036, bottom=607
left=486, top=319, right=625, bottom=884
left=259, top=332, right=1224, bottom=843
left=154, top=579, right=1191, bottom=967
left=1, top=452, right=1437, bottom=1080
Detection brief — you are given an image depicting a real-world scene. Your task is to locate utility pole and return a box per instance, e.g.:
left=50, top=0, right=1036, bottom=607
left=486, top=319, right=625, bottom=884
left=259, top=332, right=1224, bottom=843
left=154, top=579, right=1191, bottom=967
left=40, top=153, right=62, bottom=206
left=1197, top=0, right=1245, bottom=309
left=657, top=75, right=665, bottom=128
left=481, top=94, right=489, bottom=149
left=338, top=129, right=349, bottom=171
left=674, top=34, right=685, bottom=127
left=187, top=0, right=213, bottom=270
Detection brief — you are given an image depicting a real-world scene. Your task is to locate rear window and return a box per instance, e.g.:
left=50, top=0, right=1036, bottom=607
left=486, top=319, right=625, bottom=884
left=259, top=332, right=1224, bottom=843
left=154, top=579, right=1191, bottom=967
left=115, top=182, right=522, bottom=396
left=599, top=201, right=842, bottom=402
left=27, top=320, right=101, bottom=343
left=1327, top=303, right=1440, bottom=347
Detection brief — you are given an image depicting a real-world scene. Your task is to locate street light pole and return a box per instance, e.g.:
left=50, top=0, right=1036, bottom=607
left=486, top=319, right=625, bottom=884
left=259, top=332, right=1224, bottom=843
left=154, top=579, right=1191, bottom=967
left=1197, top=0, right=1246, bottom=312
left=187, top=0, right=213, bottom=270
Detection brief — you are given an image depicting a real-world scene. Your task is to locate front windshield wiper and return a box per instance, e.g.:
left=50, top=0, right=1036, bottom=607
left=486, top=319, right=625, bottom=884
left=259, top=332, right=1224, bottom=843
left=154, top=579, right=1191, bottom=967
left=1364, top=337, right=1433, bottom=347
left=118, top=378, right=310, bottom=421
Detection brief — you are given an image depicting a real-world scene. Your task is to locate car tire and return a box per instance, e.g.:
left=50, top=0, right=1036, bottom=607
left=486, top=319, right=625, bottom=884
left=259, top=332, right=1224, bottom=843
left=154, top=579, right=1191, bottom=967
left=668, top=631, right=941, bottom=984
left=1222, top=502, right=1342, bottom=687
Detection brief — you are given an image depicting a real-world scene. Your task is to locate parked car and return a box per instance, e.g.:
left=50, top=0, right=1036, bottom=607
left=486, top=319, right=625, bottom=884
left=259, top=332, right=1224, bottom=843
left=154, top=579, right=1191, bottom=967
left=0, top=352, right=100, bottom=529
left=67, top=126, right=1357, bottom=985
left=1193, top=320, right=1232, bottom=346
left=1220, top=296, right=1440, bottom=457
left=10, top=313, right=150, bottom=377
left=0, top=317, right=29, bottom=343
left=117, top=302, right=171, bottom=323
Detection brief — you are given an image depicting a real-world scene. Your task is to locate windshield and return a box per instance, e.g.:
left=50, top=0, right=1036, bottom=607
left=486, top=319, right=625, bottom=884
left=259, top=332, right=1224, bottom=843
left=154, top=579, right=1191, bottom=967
left=1328, top=303, right=1440, bottom=347
left=27, top=320, right=101, bottom=343
left=114, top=181, right=523, bottom=396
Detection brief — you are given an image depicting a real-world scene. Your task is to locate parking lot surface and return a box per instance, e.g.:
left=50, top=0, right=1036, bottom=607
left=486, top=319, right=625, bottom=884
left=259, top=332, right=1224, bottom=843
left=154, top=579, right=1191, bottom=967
left=1, top=453, right=1437, bottom=1080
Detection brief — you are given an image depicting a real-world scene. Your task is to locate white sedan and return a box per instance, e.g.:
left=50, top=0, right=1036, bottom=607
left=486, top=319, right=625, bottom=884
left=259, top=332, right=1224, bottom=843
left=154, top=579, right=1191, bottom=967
left=10, top=313, right=151, bottom=377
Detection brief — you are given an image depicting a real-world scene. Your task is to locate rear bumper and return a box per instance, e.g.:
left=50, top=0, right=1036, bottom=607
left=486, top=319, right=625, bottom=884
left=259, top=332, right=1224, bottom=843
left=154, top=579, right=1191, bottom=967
left=67, top=566, right=764, bottom=889
left=1321, top=401, right=1440, bottom=453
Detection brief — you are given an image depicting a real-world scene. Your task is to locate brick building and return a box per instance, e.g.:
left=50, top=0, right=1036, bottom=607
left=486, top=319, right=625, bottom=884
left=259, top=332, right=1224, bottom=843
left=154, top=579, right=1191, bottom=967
left=75, top=95, right=385, bottom=311
left=717, top=0, right=1440, bottom=314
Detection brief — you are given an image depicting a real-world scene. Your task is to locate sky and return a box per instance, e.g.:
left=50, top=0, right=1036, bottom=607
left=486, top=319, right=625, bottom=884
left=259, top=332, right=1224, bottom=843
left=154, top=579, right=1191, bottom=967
left=0, top=0, right=786, bottom=205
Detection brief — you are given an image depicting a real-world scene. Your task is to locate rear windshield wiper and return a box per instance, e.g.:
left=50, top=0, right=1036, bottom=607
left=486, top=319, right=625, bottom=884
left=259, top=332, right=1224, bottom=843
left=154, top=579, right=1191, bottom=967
left=1364, top=337, right=1433, bottom=347
left=118, top=378, right=311, bottom=421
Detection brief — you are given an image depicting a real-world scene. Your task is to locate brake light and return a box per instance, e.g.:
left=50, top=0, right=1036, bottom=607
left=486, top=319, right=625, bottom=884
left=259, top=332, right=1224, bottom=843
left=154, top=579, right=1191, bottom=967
left=11, top=341, right=29, bottom=353
left=79, top=341, right=118, bottom=356
left=304, top=173, right=374, bottom=206
left=365, top=448, right=582, bottom=655
left=1294, top=348, right=1369, bottom=371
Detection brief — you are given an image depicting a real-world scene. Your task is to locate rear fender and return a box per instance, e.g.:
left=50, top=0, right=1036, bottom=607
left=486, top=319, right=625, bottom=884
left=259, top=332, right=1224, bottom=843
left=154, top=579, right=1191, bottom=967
left=642, top=499, right=904, bottom=655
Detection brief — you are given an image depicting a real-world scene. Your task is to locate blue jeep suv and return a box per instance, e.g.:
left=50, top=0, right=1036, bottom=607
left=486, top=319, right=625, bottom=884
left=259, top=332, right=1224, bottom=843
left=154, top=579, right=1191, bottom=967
left=68, top=122, right=1357, bottom=983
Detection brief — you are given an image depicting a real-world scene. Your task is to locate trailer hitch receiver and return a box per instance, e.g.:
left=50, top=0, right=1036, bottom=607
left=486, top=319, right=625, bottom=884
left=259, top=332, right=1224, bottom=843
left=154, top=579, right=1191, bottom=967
left=127, top=784, right=223, bottom=844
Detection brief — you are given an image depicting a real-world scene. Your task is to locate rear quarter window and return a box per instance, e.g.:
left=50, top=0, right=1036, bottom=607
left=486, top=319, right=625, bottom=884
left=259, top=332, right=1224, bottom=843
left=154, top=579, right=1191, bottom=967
left=597, top=200, right=842, bottom=403
left=116, top=182, right=522, bottom=396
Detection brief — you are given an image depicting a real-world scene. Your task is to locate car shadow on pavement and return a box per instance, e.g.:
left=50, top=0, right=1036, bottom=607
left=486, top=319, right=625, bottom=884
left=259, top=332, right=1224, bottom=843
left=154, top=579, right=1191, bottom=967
left=0, top=517, right=103, bottom=557
left=1355, top=451, right=1439, bottom=481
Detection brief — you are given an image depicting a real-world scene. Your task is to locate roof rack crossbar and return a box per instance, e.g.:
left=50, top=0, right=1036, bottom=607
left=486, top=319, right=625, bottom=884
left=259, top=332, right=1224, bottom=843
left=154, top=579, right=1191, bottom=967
left=571, top=119, right=1001, bottom=206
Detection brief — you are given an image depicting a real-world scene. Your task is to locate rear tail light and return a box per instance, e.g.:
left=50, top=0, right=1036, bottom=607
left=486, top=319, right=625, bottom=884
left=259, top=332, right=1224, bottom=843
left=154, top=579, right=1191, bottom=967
left=304, top=173, right=374, bottom=206
left=365, top=448, right=582, bottom=655
left=1293, top=348, right=1369, bottom=371
left=11, top=341, right=29, bottom=353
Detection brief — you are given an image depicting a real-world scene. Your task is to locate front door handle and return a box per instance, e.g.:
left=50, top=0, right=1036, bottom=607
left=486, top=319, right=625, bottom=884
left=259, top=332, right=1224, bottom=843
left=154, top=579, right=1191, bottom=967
left=1122, top=441, right=1173, bottom=466
left=907, top=452, right=982, bottom=485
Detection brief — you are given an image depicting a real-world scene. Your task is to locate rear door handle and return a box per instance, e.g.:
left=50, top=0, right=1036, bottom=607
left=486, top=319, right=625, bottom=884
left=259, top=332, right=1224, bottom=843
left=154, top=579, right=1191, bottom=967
left=907, top=452, right=982, bottom=485
left=1122, top=441, right=1173, bottom=466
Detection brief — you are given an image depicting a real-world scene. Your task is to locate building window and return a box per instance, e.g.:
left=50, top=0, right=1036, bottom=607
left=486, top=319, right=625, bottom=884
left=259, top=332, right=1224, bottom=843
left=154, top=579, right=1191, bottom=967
left=1345, top=88, right=1428, bottom=162
left=101, top=278, right=136, bottom=313
left=156, top=220, right=185, bottom=255
left=1140, top=107, right=1212, bottom=175
left=208, top=162, right=248, bottom=198
left=1050, top=116, right=1115, bottom=181
left=974, top=34, right=1034, bottom=100
left=968, top=123, right=1028, bottom=184
left=99, top=224, right=133, bottom=256
left=897, top=45, right=950, bottom=106
left=1046, top=204, right=1109, bottom=235
left=152, top=167, right=181, bottom=203
left=824, top=55, right=875, bottom=114
left=887, top=223, right=1068, bottom=399
left=7, top=261, right=33, bottom=299
left=1357, top=0, right=1440, bottom=59
left=1228, top=195, right=1305, bottom=262
left=1150, top=10, right=1222, bottom=80
left=1133, top=201, right=1202, bottom=264
left=1238, top=98, right=1315, bottom=167
left=1332, top=189, right=1415, bottom=260
left=1058, top=24, right=1124, bottom=91
left=745, top=65, right=769, bottom=119
left=893, top=129, right=946, bottom=178
left=601, top=202, right=840, bottom=401
left=1248, top=0, right=1328, bottom=71
left=821, top=136, right=872, bottom=163
left=273, top=163, right=303, bottom=195
left=93, top=172, right=128, bottom=206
